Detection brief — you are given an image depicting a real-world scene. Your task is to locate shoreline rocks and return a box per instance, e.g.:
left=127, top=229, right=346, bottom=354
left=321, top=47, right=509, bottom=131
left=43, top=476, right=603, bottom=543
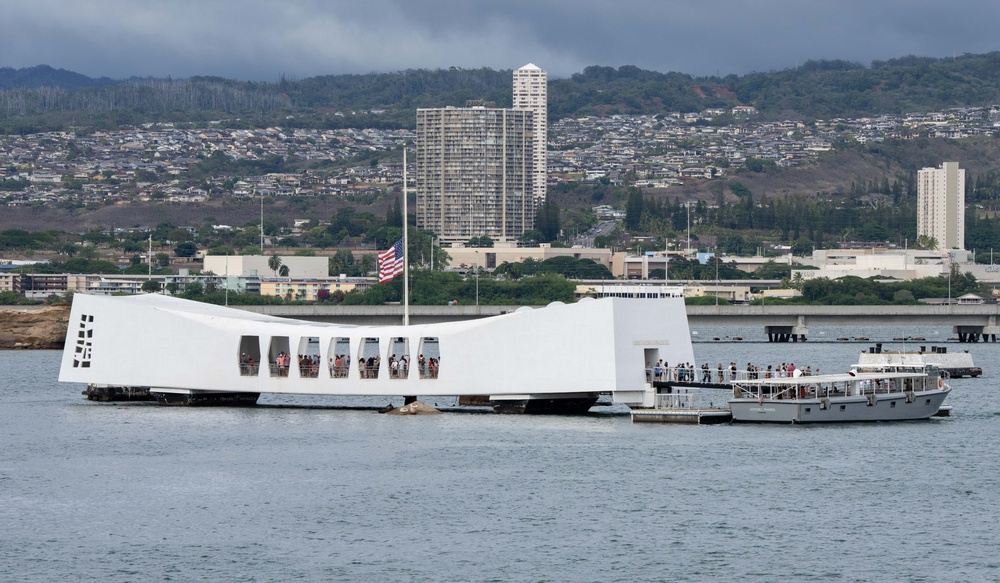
left=0, top=304, right=70, bottom=349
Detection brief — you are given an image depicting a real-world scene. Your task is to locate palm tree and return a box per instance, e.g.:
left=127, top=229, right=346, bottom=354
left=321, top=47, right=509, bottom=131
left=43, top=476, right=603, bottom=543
left=279, top=265, right=290, bottom=277
left=268, top=254, right=282, bottom=276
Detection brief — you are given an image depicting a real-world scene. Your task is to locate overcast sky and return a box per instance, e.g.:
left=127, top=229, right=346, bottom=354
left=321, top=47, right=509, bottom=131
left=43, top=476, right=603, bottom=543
left=2, top=0, right=997, bottom=81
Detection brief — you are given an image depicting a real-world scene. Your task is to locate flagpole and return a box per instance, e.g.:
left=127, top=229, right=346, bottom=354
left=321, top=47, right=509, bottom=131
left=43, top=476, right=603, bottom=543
left=403, top=146, right=410, bottom=326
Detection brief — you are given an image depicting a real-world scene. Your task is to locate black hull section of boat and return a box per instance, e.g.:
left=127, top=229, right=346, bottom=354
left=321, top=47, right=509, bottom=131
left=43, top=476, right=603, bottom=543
left=491, top=396, right=599, bottom=415
left=153, top=392, right=261, bottom=407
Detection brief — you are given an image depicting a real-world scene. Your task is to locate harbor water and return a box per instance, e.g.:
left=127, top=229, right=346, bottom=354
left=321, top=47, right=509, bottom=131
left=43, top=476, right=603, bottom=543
left=2, top=332, right=998, bottom=582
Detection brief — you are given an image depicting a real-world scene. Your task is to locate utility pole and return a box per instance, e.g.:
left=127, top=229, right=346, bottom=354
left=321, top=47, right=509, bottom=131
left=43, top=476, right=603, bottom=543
left=686, top=202, right=691, bottom=254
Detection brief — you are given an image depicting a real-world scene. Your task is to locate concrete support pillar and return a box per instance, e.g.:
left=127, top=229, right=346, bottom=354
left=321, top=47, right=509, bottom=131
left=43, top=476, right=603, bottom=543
left=955, top=325, right=988, bottom=344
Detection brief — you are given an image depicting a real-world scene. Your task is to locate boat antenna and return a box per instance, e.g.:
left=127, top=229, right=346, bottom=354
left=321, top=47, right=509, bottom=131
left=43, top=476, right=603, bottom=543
left=403, top=145, right=410, bottom=326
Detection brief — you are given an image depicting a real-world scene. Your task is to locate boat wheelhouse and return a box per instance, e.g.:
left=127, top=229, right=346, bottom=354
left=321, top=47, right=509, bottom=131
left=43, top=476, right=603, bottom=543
left=59, top=293, right=695, bottom=413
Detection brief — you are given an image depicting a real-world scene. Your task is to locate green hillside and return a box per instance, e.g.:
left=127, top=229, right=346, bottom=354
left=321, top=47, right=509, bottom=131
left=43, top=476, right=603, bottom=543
left=4, top=52, right=1000, bottom=133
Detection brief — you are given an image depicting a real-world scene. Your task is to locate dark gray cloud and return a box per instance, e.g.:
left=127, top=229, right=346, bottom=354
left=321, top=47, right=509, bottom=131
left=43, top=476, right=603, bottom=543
left=1, top=0, right=996, bottom=80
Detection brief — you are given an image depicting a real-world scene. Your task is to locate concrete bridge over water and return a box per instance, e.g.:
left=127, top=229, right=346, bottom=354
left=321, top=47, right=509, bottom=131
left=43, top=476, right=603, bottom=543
left=237, top=303, right=1000, bottom=343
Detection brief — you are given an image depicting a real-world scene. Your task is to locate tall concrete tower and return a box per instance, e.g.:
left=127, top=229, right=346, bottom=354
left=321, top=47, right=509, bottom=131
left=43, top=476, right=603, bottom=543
left=513, top=63, right=547, bottom=205
left=917, top=161, right=965, bottom=250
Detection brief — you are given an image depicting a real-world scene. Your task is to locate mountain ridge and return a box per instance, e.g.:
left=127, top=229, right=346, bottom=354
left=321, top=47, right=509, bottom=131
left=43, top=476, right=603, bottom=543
left=2, top=52, right=1000, bottom=127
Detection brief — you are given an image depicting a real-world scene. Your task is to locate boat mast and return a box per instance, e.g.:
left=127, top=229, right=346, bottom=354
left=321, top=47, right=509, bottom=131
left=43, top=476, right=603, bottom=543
left=403, top=146, right=410, bottom=326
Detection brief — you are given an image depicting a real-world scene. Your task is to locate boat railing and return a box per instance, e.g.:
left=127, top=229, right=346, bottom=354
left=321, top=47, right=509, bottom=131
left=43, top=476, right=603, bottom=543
left=655, top=390, right=729, bottom=410
left=239, top=363, right=259, bottom=376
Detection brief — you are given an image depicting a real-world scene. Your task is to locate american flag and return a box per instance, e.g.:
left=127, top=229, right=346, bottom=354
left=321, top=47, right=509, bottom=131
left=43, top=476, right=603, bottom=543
left=378, top=238, right=404, bottom=284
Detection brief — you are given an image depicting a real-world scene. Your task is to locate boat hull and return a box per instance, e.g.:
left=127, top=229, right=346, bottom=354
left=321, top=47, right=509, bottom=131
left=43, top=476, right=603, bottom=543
left=730, top=390, right=950, bottom=423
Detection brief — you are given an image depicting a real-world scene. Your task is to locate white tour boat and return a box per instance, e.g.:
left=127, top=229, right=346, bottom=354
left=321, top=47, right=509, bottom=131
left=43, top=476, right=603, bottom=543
left=58, top=293, right=695, bottom=413
left=857, top=344, right=981, bottom=378
left=728, top=366, right=950, bottom=423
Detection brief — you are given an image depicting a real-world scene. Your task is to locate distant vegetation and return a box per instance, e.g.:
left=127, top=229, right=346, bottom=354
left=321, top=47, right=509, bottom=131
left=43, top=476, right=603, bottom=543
left=6, top=52, right=1000, bottom=133
left=342, top=271, right=576, bottom=306
left=755, top=270, right=982, bottom=305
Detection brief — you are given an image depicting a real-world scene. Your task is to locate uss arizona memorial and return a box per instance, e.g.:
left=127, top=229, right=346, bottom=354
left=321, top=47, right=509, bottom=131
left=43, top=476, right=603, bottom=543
left=59, top=293, right=695, bottom=413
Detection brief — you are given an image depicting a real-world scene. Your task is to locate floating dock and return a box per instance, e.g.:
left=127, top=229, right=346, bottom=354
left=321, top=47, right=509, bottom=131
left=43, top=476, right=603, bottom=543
left=630, top=380, right=733, bottom=424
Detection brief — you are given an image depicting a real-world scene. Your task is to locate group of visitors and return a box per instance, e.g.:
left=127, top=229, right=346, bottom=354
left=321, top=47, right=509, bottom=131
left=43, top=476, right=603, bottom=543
left=417, top=354, right=440, bottom=379
left=648, top=360, right=697, bottom=382
left=359, top=355, right=381, bottom=379
left=272, top=352, right=292, bottom=376
left=298, top=354, right=321, bottom=378
left=646, top=360, right=816, bottom=383
left=329, top=355, right=351, bottom=378
left=242, top=350, right=442, bottom=380
left=388, top=354, right=409, bottom=379
left=736, top=362, right=819, bottom=380
left=238, top=353, right=258, bottom=375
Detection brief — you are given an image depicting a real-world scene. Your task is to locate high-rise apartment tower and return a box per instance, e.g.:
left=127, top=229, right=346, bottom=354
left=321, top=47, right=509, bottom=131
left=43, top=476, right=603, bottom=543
left=513, top=63, right=547, bottom=204
left=415, top=105, right=534, bottom=246
left=917, top=161, right=965, bottom=250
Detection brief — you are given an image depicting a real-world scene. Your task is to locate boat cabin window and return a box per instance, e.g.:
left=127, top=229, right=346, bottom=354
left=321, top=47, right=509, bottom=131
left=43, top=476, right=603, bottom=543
left=388, top=337, right=410, bottom=379
left=358, top=337, right=380, bottom=379
left=268, top=336, right=291, bottom=377
left=297, top=336, right=321, bottom=378
left=328, top=337, right=351, bottom=379
left=417, top=337, right=440, bottom=379
left=238, top=335, right=261, bottom=377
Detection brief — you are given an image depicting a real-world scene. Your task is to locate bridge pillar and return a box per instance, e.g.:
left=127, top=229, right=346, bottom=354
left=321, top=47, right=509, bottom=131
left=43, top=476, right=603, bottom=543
left=986, top=316, right=999, bottom=342
left=765, top=326, right=790, bottom=342
left=955, top=325, right=994, bottom=343
left=765, top=320, right=808, bottom=342
left=793, top=316, right=808, bottom=342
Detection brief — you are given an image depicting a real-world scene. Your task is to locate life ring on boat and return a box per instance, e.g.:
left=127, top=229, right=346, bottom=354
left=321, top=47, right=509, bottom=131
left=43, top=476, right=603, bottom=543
left=938, top=377, right=943, bottom=389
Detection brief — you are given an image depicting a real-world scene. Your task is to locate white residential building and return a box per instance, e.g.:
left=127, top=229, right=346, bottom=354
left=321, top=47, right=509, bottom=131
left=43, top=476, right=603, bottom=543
left=918, top=162, right=965, bottom=250
left=513, top=63, right=548, bottom=204
left=415, top=106, right=534, bottom=246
